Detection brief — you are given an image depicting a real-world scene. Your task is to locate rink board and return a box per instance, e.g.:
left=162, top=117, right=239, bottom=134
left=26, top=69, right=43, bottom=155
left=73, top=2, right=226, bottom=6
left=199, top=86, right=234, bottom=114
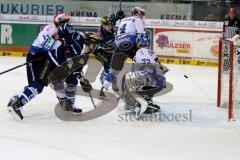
left=0, top=51, right=218, bottom=67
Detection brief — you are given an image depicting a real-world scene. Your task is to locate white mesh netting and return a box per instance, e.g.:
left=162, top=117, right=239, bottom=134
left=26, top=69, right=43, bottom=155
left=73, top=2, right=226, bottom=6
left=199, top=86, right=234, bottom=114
left=232, top=46, right=240, bottom=118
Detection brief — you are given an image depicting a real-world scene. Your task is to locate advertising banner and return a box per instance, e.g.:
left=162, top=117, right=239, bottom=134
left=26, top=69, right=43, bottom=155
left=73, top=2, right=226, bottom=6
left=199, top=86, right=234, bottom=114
left=0, top=0, right=192, bottom=20
left=0, top=15, right=224, bottom=67
left=145, top=19, right=223, bottom=30
left=0, top=23, right=38, bottom=55
left=154, top=28, right=222, bottom=60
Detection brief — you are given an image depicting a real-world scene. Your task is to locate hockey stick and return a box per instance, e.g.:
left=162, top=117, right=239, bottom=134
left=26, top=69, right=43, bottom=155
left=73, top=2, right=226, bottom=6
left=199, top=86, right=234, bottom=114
left=0, top=62, right=28, bottom=75
left=0, top=57, right=42, bottom=76
left=119, top=0, right=122, bottom=12
left=89, top=91, right=97, bottom=109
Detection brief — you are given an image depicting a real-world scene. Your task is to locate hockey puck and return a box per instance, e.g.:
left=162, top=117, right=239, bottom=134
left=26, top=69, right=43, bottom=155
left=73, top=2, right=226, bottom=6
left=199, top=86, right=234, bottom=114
left=184, top=75, right=189, bottom=79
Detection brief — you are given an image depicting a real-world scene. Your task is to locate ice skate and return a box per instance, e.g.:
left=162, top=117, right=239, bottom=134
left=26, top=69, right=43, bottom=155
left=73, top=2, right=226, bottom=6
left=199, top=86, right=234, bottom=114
left=7, top=96, right=24, bottom=120
left=62, top=99, right=82, bottom=114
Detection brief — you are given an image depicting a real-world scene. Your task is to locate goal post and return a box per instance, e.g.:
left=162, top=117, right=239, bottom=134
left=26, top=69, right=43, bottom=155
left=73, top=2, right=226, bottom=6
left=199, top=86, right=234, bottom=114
left=218, top=38, right=240, bottom=120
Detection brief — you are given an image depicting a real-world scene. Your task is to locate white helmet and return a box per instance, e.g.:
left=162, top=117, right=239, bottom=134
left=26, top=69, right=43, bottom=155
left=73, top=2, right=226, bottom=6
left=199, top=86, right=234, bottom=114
left=53, top=13, right=70, bottom=24
left=131, top=7, right=145, bottom=17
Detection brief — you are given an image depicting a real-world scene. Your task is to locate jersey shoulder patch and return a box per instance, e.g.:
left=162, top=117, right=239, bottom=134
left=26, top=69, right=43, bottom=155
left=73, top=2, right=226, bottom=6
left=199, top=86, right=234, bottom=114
left=65, top=25, right=75, bottom=34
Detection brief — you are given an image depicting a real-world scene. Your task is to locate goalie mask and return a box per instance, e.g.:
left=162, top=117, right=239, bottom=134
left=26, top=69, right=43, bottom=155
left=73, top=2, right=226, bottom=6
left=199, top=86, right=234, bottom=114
left=136, top=34, right=150, bottom=48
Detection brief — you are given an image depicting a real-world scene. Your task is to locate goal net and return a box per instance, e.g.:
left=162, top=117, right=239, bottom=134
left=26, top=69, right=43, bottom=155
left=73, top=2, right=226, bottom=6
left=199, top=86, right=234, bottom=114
left=217, top=38, right=240, bottom=120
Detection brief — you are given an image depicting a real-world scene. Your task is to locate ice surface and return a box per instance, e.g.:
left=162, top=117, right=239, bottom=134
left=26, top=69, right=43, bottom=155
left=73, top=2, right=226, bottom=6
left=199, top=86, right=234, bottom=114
left=0, top=57, right=240, bottom=160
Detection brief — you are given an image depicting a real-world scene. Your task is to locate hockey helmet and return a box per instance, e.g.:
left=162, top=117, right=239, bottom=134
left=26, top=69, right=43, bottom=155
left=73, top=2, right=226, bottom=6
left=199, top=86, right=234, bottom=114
left=101, top=16, right=113, bottom=25
left=131, top=7, right=145, bottom=17
left=136, top=34, right=150, bottom=48
left=85, top=32, right=101, bottom=45
left=54, top=13, right=70, bottom=25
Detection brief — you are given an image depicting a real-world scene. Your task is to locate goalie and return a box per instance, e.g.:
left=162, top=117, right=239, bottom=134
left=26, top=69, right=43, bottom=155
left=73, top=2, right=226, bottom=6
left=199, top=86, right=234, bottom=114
left=122, top=34, right=168, bottom=116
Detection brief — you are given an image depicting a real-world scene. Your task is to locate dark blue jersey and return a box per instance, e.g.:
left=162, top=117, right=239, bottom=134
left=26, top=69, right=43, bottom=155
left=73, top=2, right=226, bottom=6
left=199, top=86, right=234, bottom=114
left=58, top=23, right=85, bottom=56
left=97, top=12, right=122, bottom=51
left=97, top=27, right=115, bottom=52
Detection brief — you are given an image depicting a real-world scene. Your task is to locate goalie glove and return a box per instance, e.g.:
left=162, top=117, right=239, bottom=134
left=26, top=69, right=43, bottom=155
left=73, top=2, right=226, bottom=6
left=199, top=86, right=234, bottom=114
left=80, top=78, right=93, bottom=93
left=159, top=64, right=169, bottom=75
left=155, top=58, right=169, bottom=75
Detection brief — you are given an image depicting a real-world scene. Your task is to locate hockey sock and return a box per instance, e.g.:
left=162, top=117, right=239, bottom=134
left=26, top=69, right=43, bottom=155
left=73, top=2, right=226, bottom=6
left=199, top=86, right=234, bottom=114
left=17, top=86, right=39, bottom=106
left=52, top=80, right=66, bottom=102
left=65, top=84, right=77, bottom=104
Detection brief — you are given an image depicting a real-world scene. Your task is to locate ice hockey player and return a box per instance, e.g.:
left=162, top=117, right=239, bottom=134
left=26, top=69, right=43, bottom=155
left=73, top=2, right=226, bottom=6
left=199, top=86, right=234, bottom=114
left=7, top=13, right=100, bottom=119
left=50, top=18, right=101, bottom=113
left=93, top=11, right=125, bottom=98
left=7, top=13, right=69, bottom=120
left=122, top=34, right=168, bottom=116
left=52, top=30, right=100, bottom=113
left=103, top=7, right=146, bottom=93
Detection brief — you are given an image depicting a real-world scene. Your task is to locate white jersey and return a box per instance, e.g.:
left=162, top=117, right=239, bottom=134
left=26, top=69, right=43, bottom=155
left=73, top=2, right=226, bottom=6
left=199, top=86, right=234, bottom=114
left=32, top=24, right=59, bottom=49
left=126, top=48, right=166, bottom=92
left=132, top=47, right=167, bottom=77
left=134, top=47, right=157, bottom=64
left=117, top=16, right=145, bottom=36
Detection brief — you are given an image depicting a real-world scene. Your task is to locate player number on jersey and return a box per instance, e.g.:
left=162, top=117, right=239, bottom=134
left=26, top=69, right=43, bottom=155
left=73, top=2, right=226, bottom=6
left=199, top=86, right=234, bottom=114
left=119, top=24, right=127, bottom=34
left=142, top=59, right=150, bottom=64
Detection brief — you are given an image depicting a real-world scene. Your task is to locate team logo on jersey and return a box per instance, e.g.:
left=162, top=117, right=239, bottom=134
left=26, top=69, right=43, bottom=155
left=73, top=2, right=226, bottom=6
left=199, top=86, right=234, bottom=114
left=156, top=34, right=169, bottom=49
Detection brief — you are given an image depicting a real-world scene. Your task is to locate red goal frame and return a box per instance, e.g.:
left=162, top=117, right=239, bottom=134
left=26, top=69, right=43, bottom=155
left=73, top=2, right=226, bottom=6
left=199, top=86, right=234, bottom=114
left=217, top=38, right=234, bottom=120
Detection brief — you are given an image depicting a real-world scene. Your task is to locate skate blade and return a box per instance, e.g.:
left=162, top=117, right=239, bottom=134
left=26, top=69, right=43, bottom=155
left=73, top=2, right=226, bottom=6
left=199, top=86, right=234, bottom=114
left=99, top=96, right=105, bottom=100
left=7, top=108, right=23, bottom=121
left=69, top=111, right=82, bottom=115
left=112, top=91, right=122, bottom=102
left=142, top=109, right=161, bottom=116
left=99, top=92, right=106, bottom=100
left=69, top=108, right=83, bottom=115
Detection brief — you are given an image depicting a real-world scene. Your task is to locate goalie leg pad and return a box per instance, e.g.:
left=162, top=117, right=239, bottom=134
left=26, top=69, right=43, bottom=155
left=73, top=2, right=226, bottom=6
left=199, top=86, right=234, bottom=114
left=122, top=74, right=148, bottom=115
left=122, top=71, right=162, bottom=115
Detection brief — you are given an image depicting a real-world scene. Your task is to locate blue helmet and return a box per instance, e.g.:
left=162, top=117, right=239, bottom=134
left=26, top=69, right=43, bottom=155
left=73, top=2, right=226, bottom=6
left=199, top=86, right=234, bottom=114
left=136, top=34, right=150, bottom=48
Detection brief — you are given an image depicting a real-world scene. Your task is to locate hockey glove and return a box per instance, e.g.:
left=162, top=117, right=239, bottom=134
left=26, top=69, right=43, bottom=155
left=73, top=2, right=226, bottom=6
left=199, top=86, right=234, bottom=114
left=159, top=65, right=169, bottom=74
left=59, top=38, right=66, bottom=46
left=80, top=78, right=93, bottom=92
left=116, top=11, right=125, bottom=20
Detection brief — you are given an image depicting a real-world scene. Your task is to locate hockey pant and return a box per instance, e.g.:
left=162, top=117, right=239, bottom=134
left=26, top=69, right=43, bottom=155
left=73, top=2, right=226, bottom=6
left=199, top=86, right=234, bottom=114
left=17, top=52, right=53, bottom=106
